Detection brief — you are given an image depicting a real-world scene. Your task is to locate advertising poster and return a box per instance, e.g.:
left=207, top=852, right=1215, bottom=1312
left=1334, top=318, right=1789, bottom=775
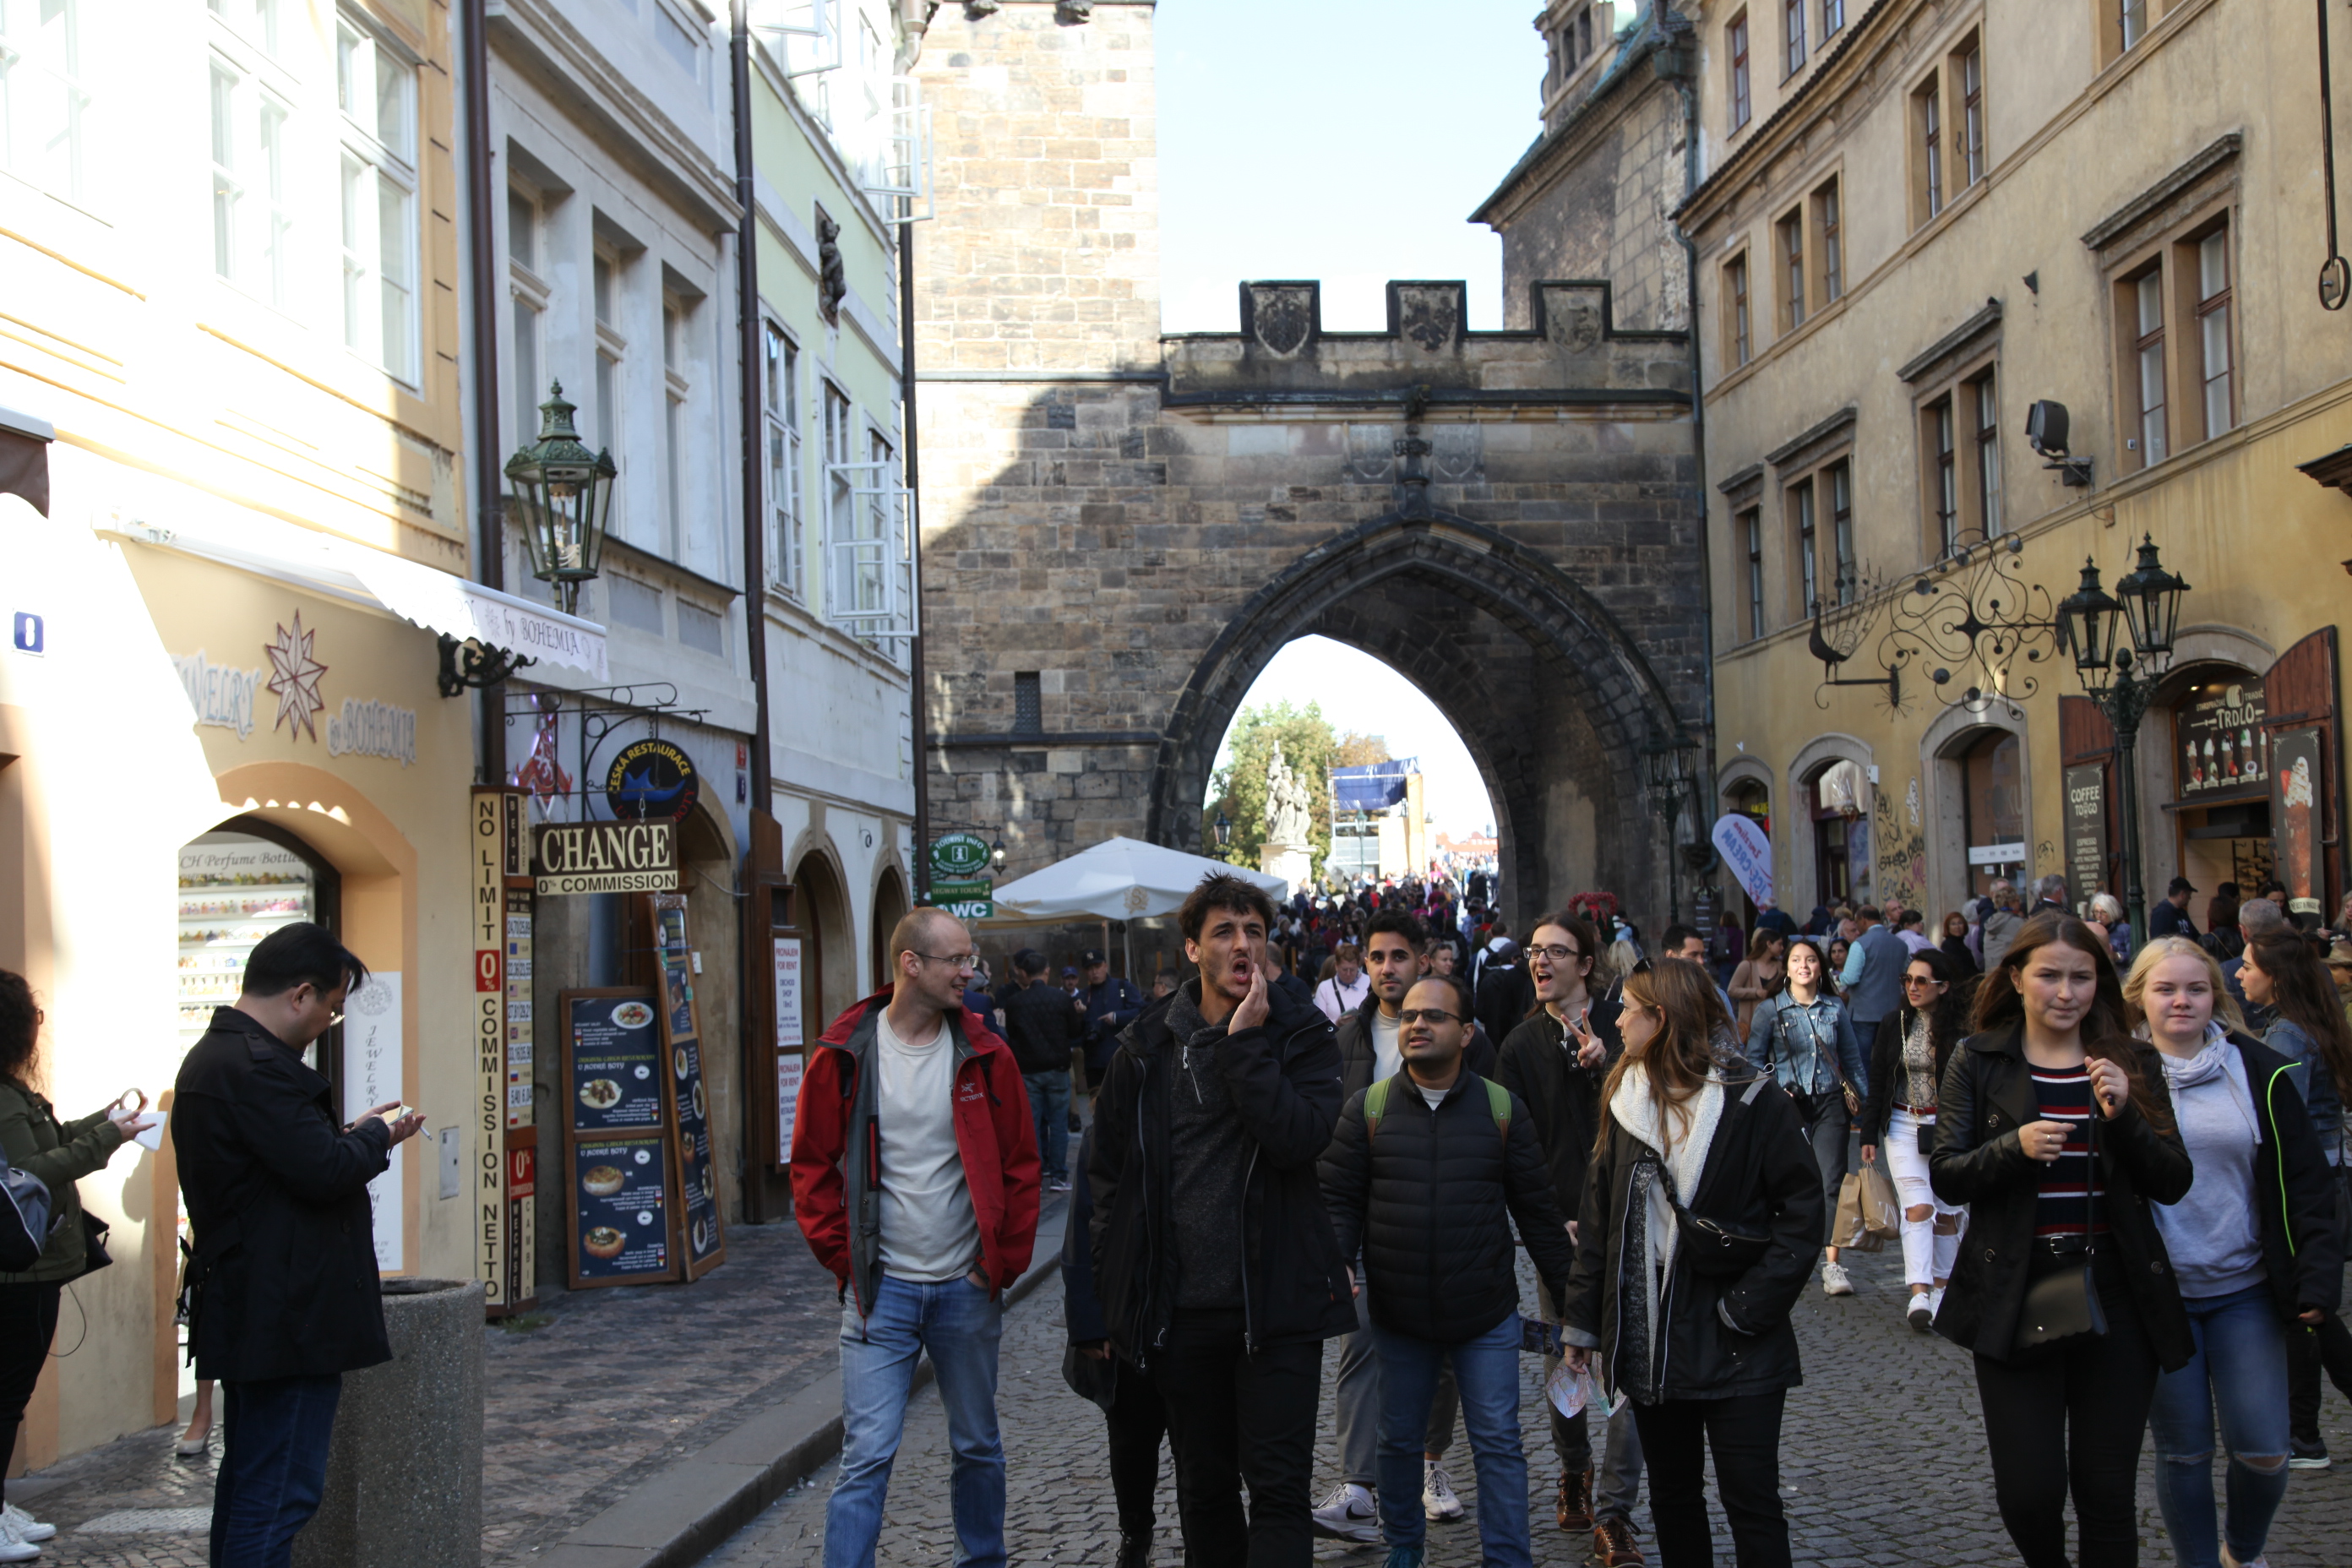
left=569, top=994, right=663, bottom=1131
left=571, top=1135, right=672, bottom=1282
left=341, top=970, right=403, bottom=1272
left=2063, top=765, right=2109, bottom=902
left=562, top=987, right=679, bottom=1288
left=2178, top=678, right=2268, bottom=798
left=650, top=894, right=727, bottom=1279
left=774, top=936, right=803, bottom=1049
left=2273, top=728, right=2326, bottom=918
left=777, top=1052, right=803, bottom=1168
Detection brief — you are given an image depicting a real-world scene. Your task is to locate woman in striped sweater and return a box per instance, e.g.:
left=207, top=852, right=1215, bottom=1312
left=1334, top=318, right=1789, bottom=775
left=1930, top=912, right=2193, bottom=1568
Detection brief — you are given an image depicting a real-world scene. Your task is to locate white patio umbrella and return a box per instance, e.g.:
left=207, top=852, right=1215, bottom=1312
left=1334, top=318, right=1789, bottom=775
left=987, top=836, right=1288, bottom=972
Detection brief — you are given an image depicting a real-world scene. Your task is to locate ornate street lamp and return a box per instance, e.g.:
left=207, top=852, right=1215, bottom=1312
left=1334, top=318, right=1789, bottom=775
left=505, top=381, right=618, bottom=616
left=1214, top=809, right=1233, bottom=850
left=1641, top=721, right=1700, bottom=925
left=2055, top=536, right=2191, bottom=954
left=991, top=835, right=1007, bottom=870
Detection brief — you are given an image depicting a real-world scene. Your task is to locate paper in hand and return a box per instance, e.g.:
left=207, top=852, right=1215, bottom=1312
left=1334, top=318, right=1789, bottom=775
left=1546, top=1361, right=1587, bottom=1418
left=130, top=1113, right=165, bottom=1152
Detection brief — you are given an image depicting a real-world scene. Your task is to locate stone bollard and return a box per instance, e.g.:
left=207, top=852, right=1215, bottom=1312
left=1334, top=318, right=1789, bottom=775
left=291, top=1277, right=486, bottom=1568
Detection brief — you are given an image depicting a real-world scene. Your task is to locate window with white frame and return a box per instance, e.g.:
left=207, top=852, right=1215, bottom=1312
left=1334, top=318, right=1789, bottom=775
left=509, top=185, right=547, bottom=450
left=763, top=319, right=803, bottom=597
left=662, top=293, right=689, bottom=560
left=866, top=427, right=898, bottom=630
left=336, top=13, right=418, bottom=383
left=2, top=0, right=95, bottom=204
left=821, top=383, right=858, bottom=615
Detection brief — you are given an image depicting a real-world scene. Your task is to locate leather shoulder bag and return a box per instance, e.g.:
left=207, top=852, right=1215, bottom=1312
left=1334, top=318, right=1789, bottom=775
left=2012, top=1102, right=2109, bottom=1356
left=1658, top=1079, right=1773, bottom=1277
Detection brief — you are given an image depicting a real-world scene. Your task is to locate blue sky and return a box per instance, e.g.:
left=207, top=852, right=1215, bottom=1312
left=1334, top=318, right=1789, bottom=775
left=1166, top=2, right=1542, bottom=835
left=1158, top=1, right=1548, bottom=334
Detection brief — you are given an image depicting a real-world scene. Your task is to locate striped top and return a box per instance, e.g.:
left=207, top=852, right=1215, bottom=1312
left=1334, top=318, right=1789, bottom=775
left=2030, top=1064, right=2109, bottom=1239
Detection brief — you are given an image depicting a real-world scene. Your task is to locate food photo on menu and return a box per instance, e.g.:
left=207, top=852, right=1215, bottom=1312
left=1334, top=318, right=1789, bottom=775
left=574, top=1134, right=669, bottom=1277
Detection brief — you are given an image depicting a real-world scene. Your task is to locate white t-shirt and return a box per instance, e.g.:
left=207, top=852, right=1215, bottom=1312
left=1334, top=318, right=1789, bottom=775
left=1370, top=1009, right=1403, bottom=1084
left=1416, top=1080, right=1449, bottom=1110
left=873, top=1007, right=980, bottom=1283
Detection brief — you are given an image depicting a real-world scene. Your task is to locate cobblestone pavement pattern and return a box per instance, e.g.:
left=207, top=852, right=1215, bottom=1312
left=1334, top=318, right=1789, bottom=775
left=704, top=1245, right=2352, bottom=1566
left=10, top=1221, right=850, bottom=1566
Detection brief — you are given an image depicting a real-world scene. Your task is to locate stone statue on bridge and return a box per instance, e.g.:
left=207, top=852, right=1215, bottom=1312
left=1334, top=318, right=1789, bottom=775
left=1265, top=743, right=1313, bottom=850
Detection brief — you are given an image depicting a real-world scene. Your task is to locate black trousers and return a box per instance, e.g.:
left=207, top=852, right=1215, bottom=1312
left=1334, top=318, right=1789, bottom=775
left=1631, top=1387, right=1789, bottom=1568
left=0, top=1282, right=61, bottom=1508
left=1107, top=1356, right=1174, bottom=1538
left=2288, top=1167, right=2352, bottom=1446
left=1150, top=1308, right=1320, bottom=1568
left=1972, top=1251, right=2159, bottom=1568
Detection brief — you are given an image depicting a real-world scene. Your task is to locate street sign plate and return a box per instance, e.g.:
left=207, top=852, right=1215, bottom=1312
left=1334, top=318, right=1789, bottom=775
left=928, top=877, right=993, bottom=900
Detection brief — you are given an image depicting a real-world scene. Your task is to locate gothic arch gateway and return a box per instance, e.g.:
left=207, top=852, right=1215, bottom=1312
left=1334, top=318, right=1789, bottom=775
left=917, top=278, right=1710, bottom=928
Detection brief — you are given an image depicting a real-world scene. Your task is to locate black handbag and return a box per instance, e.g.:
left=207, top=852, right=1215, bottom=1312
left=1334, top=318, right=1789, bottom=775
left=2012, top=1112, right=2107, bottom=1355
left=78, top=1210, right=111, bottom=1277
left=1659, top=1080, right=1773, bottom=1277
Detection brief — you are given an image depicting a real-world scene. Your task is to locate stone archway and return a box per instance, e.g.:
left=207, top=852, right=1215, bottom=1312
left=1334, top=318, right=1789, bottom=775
left=1145, top=509, right=1688, bottom=928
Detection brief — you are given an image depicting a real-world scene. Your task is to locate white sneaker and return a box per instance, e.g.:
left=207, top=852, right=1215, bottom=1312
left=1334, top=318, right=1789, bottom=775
left=1422, top=1460, right=1465, bottom=1522
left=1310, top=1481, right=1380, bottom=1544
left=1927, top=1286, right=1946, bottom=1322
left=0, top=1512, right=38, bottom=1561
left=1907, top=1293, right=1934, bottom=1332
left=0, top=1506, right=49, bottom=1544
left=1821, top=1260, right=1854, bottom=1296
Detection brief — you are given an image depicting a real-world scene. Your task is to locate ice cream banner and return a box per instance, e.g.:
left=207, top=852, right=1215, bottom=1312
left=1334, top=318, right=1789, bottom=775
left=1712, top=814, right=1774, bottom=908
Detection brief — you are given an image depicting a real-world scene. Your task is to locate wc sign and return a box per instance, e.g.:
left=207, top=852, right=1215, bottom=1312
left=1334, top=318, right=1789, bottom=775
left=9, top=612, right=40, bottom=656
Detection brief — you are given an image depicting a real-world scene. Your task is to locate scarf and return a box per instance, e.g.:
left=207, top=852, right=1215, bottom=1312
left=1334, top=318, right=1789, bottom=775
left=1609, top=1064, right=1726, bottom=1390
left=2157, top=1023, right=2257, bottom=1142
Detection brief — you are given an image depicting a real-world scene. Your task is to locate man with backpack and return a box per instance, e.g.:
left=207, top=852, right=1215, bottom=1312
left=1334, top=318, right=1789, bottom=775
left=1320, top=972, right=1576, bottom=1568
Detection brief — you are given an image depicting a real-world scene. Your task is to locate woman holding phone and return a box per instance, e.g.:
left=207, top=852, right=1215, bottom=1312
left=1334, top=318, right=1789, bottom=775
left=0, top=971, right=145, bottom=1558
left=1930, top=912, right=2193, bottom=1568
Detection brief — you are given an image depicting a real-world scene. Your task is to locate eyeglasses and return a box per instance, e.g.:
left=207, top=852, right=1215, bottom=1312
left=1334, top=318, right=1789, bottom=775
left=1528, top=944, right=1583, bottom=963
left=913, top=951, right=982, bottom=970
left=1901, top=975, right=1942, bottom=990
left=1397, top=1008, right=1462, bottom=1026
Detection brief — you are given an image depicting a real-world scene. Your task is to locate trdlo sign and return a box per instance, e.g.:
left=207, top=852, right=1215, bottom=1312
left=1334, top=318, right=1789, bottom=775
left=535, top=820, right=680, bottom=896
left=929, top=831, right=993, bottom=880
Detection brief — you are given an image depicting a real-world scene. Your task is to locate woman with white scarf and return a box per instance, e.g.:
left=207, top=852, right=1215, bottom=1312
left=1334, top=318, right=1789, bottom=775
left=2124, top=937, right=2343, bottom=1568
left=1559, top=957, right=1824, bottom=1568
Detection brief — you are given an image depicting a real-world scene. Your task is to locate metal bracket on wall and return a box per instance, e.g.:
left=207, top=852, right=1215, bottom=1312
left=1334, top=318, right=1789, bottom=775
left=438, top=634, right=536, bottom=698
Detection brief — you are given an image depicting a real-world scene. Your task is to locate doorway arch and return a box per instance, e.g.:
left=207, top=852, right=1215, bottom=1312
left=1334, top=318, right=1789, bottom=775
left=1147, top=509, right=1696, bottom=929
left=870, top=864, right=910, bottom=994
left=791, top=846, right=856, bottom=1025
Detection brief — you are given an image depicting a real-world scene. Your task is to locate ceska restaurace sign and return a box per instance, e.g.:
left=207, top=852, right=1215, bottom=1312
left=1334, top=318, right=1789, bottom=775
left=535, top=820, right=680, bottom=895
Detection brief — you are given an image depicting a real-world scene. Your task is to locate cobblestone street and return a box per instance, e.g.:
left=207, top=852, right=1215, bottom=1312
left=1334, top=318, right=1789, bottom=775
left=705, top=1243, right=2352, bottom=1567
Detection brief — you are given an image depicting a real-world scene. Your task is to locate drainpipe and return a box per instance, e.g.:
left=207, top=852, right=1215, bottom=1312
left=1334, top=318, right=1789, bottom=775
left=1657, top=7, right=1718, bottom=867
left=460, top=0, right=505, bottom=785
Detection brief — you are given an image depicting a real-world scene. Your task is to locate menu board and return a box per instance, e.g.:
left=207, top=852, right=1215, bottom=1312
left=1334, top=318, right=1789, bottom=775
left=561, top=988, right=679, bottom=1288
left=2063, top=764, right=2109, bottom=903
left=2176, top=678, right=2268, bottom=799
left=651, top=895, right=727, bottom=1280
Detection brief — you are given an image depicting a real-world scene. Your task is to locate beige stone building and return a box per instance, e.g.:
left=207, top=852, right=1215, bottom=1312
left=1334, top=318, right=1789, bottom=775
left=1683, top=0, right=2352, bottom=934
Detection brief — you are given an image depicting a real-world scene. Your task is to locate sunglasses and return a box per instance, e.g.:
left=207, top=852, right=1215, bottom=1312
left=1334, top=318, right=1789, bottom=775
left=1902, top=974, right=1943, bottom=989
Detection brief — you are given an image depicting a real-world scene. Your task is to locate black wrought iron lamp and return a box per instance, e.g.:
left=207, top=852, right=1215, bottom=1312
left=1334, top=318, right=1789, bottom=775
left=506, top=380, right=618, bottom=617
left=1640, top=721, right=1700, bottom=924
left=1214, top=809, right=1233, bottom=850
left=2055, top=536, right=2191, bottom=953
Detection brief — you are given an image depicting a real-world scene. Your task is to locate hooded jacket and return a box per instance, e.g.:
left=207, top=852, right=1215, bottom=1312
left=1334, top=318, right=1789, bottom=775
left=1320, top=1069, right=1575, bottom=1342
left=1493, top=997, right=1625, bottom=1222
left=1088, top=976, right=1355, bottom=1364
left=790, top=989, right=1041, bottom=1317
left=1560, top=1068, right=1822, bottom=1402
left=2210, top=1029, right=2343, bottom=1321
left=1928, top=1025, right=2196, bottom=1368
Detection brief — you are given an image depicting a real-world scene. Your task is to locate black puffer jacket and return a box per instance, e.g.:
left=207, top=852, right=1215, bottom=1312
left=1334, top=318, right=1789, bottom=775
left=1335, top=993, right=1496, bottom=1104
left=1320, top=1070, right=1576, bottom=1342
left=1561, top=1073, right=1823, bottom=1402
left=1089, top=979, right=1355, bottom=1363
left=1000, top=977, right=1083, bottom=1075
left=1493, top=999, right=1624, bottom=1221
left=2219, top=1031, right=2344, bottom=1322
left=1929, top=1025, right=2196, bottom=1369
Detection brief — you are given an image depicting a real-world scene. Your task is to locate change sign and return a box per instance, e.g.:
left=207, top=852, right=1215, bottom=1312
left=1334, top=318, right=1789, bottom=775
left=535, top=819, right=680, bottom=895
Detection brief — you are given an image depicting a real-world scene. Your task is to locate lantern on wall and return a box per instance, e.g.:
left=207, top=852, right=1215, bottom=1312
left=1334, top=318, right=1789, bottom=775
left=505, top=381, right=618, bottom=617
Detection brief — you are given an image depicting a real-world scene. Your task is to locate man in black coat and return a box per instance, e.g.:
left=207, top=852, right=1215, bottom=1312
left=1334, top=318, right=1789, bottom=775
left=173, top=923, right=425, bottom=1568
left=1321, top=972, right=1576, bottom=1568
left=1001, top=948, right=1084, bottom=1191
left=1494, top=911, right=1646, bottom=1565
left=1081, top=948, right=1147, bottom=1084
left=1090, top=873, right=1355, bottom=1567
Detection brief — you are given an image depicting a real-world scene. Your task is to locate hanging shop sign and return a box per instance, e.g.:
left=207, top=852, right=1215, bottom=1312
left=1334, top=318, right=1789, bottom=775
left=605, top=738, right=700, bottom=823
left=651, top=893, right=727, bottom=1280
left=935, top=896, right=994, bottom=922
left=929, top=831, right=992, bottom=879
left=471, top=787, right=530, bottom=1313
left=533, top=819, right=679, bottom=895
left=2177, top=678, right=2268, bottom=798
left=2063, top=765, right=2109, bottom=901
left=928, top=877, right=994, bottom=901
left=562, top=988, right=678, bottom=1288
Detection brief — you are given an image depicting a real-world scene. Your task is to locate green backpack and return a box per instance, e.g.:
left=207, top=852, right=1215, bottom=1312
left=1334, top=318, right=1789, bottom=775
left=1362, top=1075, right=1512, bottom=1144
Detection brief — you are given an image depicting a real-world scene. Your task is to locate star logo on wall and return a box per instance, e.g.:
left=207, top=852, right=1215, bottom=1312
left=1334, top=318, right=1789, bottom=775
left=264, top=611, right=329, bottom=741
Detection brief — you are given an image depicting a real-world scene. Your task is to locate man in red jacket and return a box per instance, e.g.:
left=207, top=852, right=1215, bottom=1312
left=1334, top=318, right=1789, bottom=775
left=791, top=908, right=1040, bottom=1568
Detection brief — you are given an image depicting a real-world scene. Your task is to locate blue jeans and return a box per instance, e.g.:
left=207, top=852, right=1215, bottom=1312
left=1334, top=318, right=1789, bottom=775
left=212, top=1373, right=341, bottom=1568
left=1374, top=1314, right=1530, bottom=1567
left=1024, top=1070, right=1071, bottom=1181
left=827, top=1272, right=1006, bottom=1568
left=2148, top=1282, right=2293, bottom=1568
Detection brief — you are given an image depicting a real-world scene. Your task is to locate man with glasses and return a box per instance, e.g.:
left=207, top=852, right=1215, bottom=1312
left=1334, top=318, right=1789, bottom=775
left=791, top=908, right=1041, bottom=1568
left=1496, top=912, right=1649, bottom=1567
left=1320, top=971, right=1576, bottom=1568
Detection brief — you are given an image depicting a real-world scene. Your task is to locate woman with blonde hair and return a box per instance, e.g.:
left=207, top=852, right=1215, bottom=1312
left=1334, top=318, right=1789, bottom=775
left=1561, top=958, right=1823, bottom=1567
left=1601, top=934, right=1644, bottom=1000
left=2121, top=935, right=2340, bottom=1568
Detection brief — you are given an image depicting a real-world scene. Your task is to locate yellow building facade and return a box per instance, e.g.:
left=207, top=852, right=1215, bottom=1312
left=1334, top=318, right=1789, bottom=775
left=1688, top=0, right=2352, bottom=934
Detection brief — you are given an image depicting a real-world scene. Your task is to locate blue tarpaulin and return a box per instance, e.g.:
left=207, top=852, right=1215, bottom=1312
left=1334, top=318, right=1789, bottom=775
left=1331, top=759, right=1418, bottom=813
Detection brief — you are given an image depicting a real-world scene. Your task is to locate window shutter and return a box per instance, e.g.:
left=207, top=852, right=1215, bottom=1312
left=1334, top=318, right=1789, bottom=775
left=2261, top=629, right=2341, bottom=920
left=2059, top=695, right=2115, bottom=763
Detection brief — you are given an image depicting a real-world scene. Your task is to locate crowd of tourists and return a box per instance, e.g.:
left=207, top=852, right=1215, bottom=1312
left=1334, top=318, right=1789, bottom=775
left=781, top=868, right=2352, bottom=1568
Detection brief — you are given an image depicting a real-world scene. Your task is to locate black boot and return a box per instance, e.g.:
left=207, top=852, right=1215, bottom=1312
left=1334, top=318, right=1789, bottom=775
left=1115, top=1528, right=1151, bottom=1568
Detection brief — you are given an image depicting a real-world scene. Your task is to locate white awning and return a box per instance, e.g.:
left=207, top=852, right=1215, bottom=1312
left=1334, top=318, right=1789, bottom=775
left=989, top=837, right=1287, bottom=923
left=95, top=480, right=607, bottom=683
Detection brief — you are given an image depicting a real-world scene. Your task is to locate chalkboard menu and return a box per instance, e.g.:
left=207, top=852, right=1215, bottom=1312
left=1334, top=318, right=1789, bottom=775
left=561, top=988, right=679, bottom=1288
left=651, top=895, right=727, bottom=1280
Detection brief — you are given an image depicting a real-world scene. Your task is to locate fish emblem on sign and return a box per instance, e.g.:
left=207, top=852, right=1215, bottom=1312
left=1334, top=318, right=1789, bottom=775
left=605, top=738, right=700, bottom=823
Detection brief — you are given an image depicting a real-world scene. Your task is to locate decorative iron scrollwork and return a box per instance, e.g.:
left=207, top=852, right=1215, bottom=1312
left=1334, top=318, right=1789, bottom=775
left=1810, top=533, right=2059, bottom=721
left=437, top=634, right=536, bottom=699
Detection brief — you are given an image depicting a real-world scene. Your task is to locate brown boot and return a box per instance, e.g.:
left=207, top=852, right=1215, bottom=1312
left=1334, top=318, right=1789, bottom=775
left=1592, top=1516, right=1646, bottom=1567
left=1556, top=1465, right=1594, bottom=1531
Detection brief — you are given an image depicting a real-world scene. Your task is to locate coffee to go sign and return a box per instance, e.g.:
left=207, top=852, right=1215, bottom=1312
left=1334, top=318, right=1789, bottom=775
left=535, top=820, right=680, bottom=895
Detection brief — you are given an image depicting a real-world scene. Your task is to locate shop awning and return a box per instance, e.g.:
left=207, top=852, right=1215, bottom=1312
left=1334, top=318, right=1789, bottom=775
left=101, top=489, right=607, bottom=683
left=989, top=836, right=1288, bottom=923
